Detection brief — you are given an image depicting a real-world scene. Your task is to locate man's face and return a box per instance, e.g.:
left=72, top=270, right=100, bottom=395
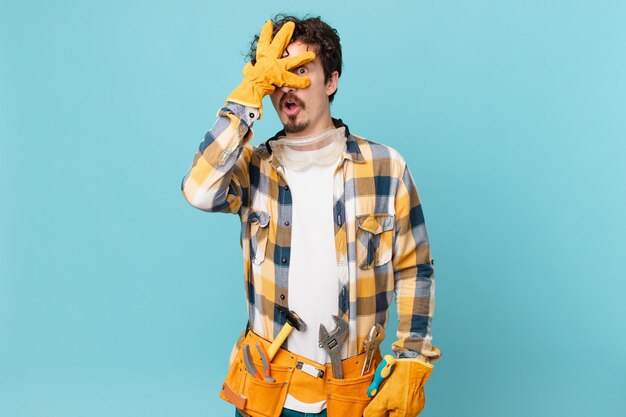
left=270, top=40, right=338, bottom=136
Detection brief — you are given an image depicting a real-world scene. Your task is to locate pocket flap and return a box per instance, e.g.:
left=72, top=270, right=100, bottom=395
left=357, top=214, right=394, bottom=234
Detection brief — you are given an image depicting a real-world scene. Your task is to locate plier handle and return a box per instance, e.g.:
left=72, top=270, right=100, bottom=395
left=243, top=342, right=275, bottom=382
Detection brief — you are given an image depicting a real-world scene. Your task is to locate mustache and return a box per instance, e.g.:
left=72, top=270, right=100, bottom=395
left=279, top=92, right=305, bottom=109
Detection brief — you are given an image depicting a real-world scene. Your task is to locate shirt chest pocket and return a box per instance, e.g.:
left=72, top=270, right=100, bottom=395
left=248, top=211, right=270, bottom=265
left=356, top=214, right=395, bottom=270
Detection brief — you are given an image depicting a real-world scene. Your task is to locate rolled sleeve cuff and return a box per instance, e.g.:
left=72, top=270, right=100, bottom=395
left=224, top=102, right=260, bottom=127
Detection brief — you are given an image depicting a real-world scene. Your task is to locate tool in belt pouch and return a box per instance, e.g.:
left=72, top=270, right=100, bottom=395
left=267, top=306, right=307, bottom=360
left=220, top=318, right=384, bottom=417
left=361, top=324, right=384, bottom=376
left=319, top=318, right=381, bottom=417
left=318, top=315, right=349, bottom=379
left=220, top=309, right=307, bottom=417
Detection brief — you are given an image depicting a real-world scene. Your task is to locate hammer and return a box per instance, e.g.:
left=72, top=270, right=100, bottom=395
left=267, top=306, right=307, bottom=361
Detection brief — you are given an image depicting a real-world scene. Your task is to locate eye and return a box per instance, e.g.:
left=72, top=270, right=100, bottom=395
left=296, top=67, right=307, bottom=75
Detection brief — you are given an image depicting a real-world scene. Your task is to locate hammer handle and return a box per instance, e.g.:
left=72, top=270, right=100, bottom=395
left=267, top=323, right=294, bottom=360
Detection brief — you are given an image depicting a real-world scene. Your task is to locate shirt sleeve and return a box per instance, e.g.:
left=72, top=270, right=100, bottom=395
left=392, top=165, right=441, bottom=361
left=181, top=103, right=260, bottom=214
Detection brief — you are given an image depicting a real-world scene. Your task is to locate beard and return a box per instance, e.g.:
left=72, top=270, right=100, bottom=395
left=283, top=115, right=309, bottom=133
left=280, top=92, right=308, bottom=133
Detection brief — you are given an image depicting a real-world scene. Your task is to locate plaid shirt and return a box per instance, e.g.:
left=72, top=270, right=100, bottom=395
left=182, top=103, right=440, bottom=360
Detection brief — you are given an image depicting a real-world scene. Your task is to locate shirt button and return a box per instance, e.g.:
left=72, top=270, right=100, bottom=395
left=284, top=221, right=290, bottom=226
left=280, top=294, right=285, bottom=300
left=281, top=257, right=287, bottom=264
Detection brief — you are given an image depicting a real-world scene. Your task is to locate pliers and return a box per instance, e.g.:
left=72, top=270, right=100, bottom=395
left=243, top=342, right=275, bottom=382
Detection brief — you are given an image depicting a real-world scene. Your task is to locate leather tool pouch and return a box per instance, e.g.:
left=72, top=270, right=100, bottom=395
left=325, top=373, right=374, bottom=416
left=325, top=354, right=379, bottom=417
left=220, top=336, right=291, bottom=417
left=220, top=330, right=380, bottom=417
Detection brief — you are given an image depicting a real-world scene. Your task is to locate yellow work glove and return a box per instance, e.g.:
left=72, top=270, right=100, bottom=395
left=227, top=20, right=316, bottom=118
left=364, top=358, right=434, bottom=417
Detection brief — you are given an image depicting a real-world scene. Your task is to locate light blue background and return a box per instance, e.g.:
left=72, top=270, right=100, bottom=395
left=2, top=1, right=625, bottom=416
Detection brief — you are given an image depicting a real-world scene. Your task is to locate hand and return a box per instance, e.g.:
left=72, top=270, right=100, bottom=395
left=227, top=20, right=316, bottom=118
left=364, top=358, right=434, bottom=417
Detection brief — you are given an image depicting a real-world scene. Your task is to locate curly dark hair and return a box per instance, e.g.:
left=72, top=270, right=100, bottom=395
left=247, top=14, right=343, bottom=103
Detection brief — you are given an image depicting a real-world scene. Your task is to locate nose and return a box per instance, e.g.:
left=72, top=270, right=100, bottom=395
left=280, top=84, right=295, bottom=94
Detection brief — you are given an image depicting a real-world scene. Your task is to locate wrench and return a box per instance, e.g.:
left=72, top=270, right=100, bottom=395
left=318, top=315, right=349, bottom=379
left=361, top=323, right=385, bottom=376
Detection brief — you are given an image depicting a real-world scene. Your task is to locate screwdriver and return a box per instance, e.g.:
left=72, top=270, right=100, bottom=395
left=367, top=354, right=396, bottom=397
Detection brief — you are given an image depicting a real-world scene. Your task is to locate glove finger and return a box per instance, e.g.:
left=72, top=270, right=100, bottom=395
left=282, top=71, right=311, bottom=89
left=257, top=20, right=274, bottom=57
left=363, top=395, right=389, bottom=417
left=282, top=51, right=316, bottom=70
left=269, top=21, right=295, bottom=57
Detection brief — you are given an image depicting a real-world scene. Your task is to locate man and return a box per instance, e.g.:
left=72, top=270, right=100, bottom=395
left=182, top=15, right=440, bottom=417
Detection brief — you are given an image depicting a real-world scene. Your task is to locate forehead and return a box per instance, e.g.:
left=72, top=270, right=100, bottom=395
left=282, top=40, right=319, bottom=61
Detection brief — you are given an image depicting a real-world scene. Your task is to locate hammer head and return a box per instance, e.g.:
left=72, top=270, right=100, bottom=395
left=277, top=305, right=307, bottom=331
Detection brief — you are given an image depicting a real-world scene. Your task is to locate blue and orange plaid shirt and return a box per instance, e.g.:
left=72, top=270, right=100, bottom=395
left=182, top=103, right=440, bottom=360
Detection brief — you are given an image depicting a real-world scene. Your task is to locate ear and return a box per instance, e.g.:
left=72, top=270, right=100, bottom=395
left=325, top=71, right=339, bottom=97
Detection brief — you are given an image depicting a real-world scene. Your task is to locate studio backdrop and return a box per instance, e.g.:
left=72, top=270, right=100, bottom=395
left=1, top=1, right=625, bottom=416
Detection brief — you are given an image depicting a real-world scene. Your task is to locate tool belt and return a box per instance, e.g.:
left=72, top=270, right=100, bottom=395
left=220, top=330, right=382, bottom=417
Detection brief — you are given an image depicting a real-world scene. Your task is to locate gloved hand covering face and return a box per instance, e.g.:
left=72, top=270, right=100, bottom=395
left=363, top=358, right=434, bottom=417
left=227, top=20, right=316, bottom=118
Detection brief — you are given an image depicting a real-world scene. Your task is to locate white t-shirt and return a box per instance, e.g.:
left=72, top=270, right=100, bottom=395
left=278, top=131, right=345, bottom=413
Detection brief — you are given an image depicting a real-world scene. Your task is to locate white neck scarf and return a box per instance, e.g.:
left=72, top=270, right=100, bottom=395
left=272, top=127, right=347, bottom=171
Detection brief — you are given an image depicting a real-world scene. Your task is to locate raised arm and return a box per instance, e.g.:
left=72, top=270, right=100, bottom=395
left=181, top=104, right=256, bottom=214
left=181, top=19, right=315, bottom=214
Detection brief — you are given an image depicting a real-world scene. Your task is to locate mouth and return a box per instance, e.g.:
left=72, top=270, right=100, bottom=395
left=280, top=94, right=304, bottom=117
